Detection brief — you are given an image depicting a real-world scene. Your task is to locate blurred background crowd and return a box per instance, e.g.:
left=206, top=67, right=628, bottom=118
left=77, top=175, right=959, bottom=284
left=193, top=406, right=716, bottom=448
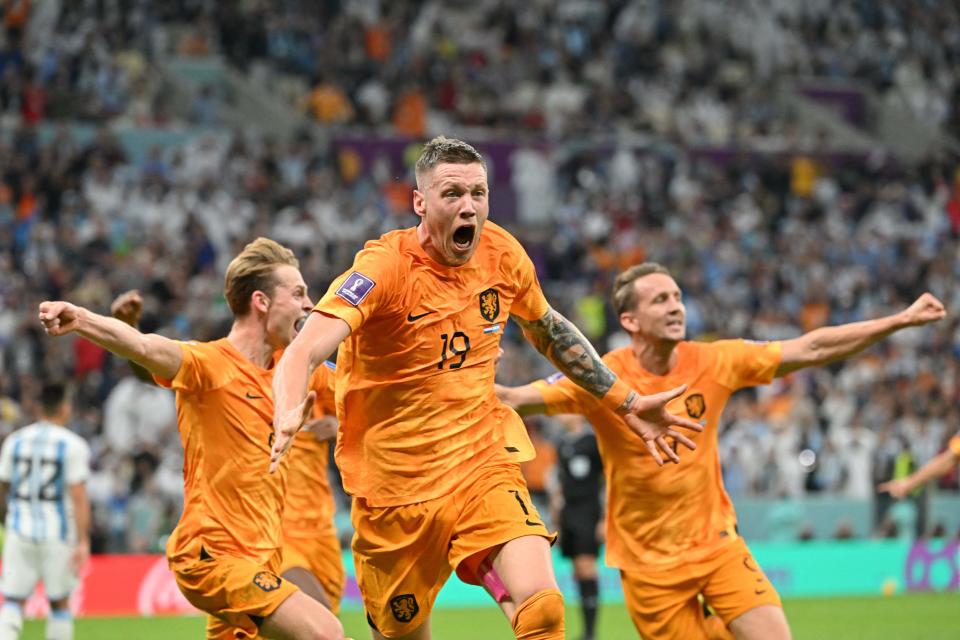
left=1, top=0, right=959, bottom=553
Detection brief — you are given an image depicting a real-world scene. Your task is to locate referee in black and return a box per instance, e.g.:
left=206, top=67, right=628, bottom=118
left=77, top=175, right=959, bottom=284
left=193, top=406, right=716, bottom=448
left=548, top=414, right=604, bottom=640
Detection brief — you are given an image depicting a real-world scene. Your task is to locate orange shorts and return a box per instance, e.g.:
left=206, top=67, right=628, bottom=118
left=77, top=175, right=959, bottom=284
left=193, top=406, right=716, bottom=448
left=281, top=526, right=346, bottom=615
left=172, top=548, right=298, bottom=640
left=620, top=537, right=781, bottom=640
left=352, top=463, right=555, bottom=638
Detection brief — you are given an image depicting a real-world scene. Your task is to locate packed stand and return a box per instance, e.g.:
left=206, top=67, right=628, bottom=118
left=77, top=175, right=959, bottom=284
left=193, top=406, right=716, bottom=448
left=195, top=0, right=959, bottom=144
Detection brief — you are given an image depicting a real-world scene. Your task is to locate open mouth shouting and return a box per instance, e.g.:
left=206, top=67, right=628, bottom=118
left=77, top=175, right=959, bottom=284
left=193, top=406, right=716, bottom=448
left=294, top=314, right=308, bottom=334
left=452, top=223, right=477, bottom=253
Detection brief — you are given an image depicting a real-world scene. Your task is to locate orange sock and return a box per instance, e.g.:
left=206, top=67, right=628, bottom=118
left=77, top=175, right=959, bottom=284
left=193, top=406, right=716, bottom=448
left=510, top=588, right=565, bottom=640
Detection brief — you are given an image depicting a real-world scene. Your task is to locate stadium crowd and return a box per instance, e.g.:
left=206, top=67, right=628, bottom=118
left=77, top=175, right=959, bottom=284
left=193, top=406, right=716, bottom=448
left=1, top=1, right=958, bottom=142
left=0, top=0, right=958, bottom=554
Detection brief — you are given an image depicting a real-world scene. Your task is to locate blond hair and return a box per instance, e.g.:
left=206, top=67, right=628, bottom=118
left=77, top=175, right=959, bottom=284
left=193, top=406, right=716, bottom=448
left=223, top=237, right=299, bottom=316
left=415, top=136, right=486, bottom=188
left=611, top=262, right=672, bottom=314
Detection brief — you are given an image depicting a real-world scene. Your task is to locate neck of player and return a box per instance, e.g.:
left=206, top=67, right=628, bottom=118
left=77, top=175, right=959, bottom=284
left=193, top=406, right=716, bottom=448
left=630, top=336, right=679, bottom=376
left=228, top=318, right=278, bottom=369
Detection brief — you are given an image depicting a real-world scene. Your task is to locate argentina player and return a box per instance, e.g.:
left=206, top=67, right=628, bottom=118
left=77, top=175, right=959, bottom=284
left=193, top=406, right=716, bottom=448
left=0, top=382, right=90, bottom=640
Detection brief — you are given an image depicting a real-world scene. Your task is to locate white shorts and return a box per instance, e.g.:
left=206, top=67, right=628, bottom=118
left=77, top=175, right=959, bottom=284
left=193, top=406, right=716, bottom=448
left=1, top=531, right=78, bottom=600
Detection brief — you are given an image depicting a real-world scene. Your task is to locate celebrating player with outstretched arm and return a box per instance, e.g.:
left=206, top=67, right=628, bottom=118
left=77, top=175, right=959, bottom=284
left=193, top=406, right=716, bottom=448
left=270, top=137, right=702, bottom=640
left=497, top=263, right=945, bottom=640
left=39, top=239, right=348, bottom=640
left=110, top=289, right=347, bottom=618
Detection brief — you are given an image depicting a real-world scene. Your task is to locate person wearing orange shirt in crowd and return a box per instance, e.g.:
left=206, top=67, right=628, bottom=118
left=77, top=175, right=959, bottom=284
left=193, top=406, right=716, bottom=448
left=269, top=137, right=703, bottom=640
left=39, top=238, right=347, bottom=640
left=496, top=262, right=946, bottom=640
left=110, top=288, right=348, bottom=619
left=878, top=436, right=960, bottom=499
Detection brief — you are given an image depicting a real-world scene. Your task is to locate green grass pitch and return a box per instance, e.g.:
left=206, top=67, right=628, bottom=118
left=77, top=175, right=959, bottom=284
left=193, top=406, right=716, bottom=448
left=21, top=593, right=960, bottom=639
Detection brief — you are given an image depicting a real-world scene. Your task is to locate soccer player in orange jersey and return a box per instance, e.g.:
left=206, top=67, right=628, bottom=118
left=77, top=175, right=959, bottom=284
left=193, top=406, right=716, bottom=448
left=269, top=137, right=704, bottom=640
left=280, top=360, right=346, bottom=613
left=111, top=290, right=347, bottom=615
left=878, top=436, right=960, bottom=499
left=497, top=263, right=946, bottom=640
left=39, top=239, right=346, bottom=640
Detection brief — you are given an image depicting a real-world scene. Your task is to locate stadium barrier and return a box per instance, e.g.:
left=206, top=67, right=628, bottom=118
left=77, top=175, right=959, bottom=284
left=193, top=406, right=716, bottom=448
left=1, top=540, right=956, bottom=618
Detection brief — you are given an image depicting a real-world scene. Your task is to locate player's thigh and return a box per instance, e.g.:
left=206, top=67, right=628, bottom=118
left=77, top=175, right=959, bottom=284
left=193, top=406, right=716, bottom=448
left=571, top=554, right=598, bottom=580
left=700, top=540, right=783, bottom=628
left=1, top=532, right=40, bottom=599
left=40, top=539, right=78, bottom=600
left=620, top=569, right=707, bottom=640
left=451, top=464, right=557, bottom=604
left=727, top=605, right=790, bottom=640
left=489, top=535, right=558, bottom=605
left=281, top=531, right=345, bottom=614
left=352, top=497, right=452, bottom=638
left=282, top=566, right=331, bottom=610
left=259, top=589, right=344, bottom=640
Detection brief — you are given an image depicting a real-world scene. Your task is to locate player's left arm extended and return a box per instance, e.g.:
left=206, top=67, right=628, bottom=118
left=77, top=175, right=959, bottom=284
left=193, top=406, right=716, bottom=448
left=776, top=292, right=945, bottom=377
left=270, top=312, right=351, bottom=472
left=513, top=307, right=702, bottom=465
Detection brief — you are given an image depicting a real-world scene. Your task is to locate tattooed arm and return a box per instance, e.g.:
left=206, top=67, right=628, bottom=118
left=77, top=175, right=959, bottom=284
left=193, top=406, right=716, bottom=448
left=512, top=307, right=633, bottom=412
left=512, top=306, right=703, bottom=465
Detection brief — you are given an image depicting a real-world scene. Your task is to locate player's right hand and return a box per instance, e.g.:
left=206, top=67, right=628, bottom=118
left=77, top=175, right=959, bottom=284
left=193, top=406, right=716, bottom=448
left=269, top=390, right=317, bottom=473
left=111, top=289, right=143, bottom=326
left=38, top=301, right=83, bottom=336
left=900, top=292, right=946, bottom=327
left=877, top=478, right=910, bottom=500
left=71, top=539, right=90, bottom=574
left=622, top=384, right=703, bottom=466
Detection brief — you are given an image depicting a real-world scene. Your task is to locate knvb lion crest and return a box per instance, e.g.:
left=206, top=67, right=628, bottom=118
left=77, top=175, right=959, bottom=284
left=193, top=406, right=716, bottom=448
left=252, top=571, right=282, bottom=592
left=684, top=393, right=706, bottom=419
left=390, top=594, right=420, bottom=623
left=479, top=288, right=500, bottom=322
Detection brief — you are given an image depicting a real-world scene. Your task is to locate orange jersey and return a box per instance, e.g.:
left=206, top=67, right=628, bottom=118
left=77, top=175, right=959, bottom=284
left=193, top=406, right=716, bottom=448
left=314, top=221, right=548, bottom=506
left=534, top=340, right=782, bottom=570
left=283, top=360, right=338, bottom=539
left=156, top=339, right=328, bottom=567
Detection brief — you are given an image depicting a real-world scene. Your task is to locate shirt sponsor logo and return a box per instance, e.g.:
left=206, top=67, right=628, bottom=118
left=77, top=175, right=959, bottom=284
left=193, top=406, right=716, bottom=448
left=335, top=272, right=376, bottom=306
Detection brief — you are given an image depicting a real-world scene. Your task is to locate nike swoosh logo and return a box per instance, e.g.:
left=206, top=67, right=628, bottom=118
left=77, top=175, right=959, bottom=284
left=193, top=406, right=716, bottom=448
left=245, top=392, right=264, bottom=400
left=525, top=519, right=541, bottom=527
left=407, top=310, right=436, bottom=322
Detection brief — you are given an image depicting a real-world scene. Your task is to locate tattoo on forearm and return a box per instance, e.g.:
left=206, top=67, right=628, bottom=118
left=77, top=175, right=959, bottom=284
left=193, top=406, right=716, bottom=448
left=620, top=391, right=638, bottom=413
left=514, top=308, right=616, bottom=398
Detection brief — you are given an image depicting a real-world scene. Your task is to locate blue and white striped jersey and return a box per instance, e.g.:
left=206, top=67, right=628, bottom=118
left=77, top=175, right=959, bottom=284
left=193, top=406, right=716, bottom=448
left=0, top=421, right=91, bottom=542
